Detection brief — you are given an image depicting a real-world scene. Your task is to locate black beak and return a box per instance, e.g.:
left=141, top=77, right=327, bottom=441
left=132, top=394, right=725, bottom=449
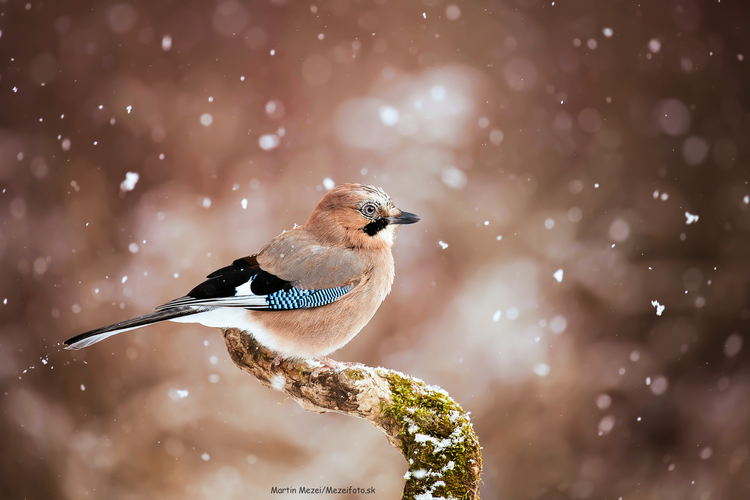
left=387, top=211, right=421, bottom=225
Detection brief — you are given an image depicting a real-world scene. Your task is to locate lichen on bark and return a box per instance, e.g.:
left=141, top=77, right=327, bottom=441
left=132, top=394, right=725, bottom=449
left=222, top=328, right=482, bottom=499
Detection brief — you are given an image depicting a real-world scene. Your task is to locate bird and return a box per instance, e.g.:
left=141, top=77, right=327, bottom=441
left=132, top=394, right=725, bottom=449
left=64, top=184, right=420, bottom=364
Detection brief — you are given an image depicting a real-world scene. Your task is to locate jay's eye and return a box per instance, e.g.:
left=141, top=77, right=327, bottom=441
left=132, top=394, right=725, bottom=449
left=362, top=203, right=377, bottom=217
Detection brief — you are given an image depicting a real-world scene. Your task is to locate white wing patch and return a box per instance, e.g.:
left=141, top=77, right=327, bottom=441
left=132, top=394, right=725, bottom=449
left=235, top=281, right=253, bottom=296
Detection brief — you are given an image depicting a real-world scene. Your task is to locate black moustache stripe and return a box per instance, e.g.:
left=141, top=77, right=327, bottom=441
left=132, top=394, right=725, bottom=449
left=363, top=218, right=389, bottom=236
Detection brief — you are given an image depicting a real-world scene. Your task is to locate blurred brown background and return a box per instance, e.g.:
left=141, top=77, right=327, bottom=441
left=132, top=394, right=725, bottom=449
left=1, top=0, right=750, bottom=498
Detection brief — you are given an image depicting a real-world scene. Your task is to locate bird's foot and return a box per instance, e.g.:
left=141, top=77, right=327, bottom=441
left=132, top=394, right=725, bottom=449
left=270, top=355, right=283, bottom=375
left=308, top=356, right=344, bottom=382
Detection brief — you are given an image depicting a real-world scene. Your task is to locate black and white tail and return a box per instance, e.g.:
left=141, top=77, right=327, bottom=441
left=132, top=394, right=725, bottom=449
left=64, top=307, right=198, bottom=350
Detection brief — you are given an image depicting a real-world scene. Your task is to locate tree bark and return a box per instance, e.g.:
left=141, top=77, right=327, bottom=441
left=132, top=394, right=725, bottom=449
left=222, top=328, right=482, bottom=499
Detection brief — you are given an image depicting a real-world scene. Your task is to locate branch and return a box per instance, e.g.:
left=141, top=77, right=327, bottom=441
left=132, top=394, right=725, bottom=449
left=222, top=328, right=482, bottom=499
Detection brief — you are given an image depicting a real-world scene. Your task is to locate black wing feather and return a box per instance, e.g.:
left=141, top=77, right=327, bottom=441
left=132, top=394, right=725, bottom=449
left=155, top=256, right=293, bottom=310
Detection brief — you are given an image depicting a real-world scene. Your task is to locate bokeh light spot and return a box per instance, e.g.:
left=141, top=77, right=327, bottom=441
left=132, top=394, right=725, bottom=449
left=550, top=315, right=567, bottom=334
left=503, top=58, right=538, bottom=91
left=258, top=134, right=280, bottom=151
left=608, top=218, right=630, bottom=242
left=430, top=85, right=446, bottom=101
left=301, top=54, right=333, bottom=86
left=724, top=333, right=743, bottom=357
left=682, top=136, right=709, bottom=165
left=378, top=106, right=399, bottom=126
left=656, top=99, right=691, bottom=136
left=441, top=166, right=467, bottom=189
left=445, top=5, right=461, bottom=20
left=107, top=4, right=137, bottom=34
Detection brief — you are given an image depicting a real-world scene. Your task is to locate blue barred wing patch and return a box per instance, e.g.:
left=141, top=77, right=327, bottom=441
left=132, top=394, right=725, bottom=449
left=266, top=285, right=351, bottom=310
left=155, top=256, right=353, bottom=311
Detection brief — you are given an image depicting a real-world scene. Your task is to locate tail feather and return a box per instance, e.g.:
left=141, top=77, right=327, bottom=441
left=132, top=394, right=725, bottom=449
left=64, top=307, right=198, bottom=350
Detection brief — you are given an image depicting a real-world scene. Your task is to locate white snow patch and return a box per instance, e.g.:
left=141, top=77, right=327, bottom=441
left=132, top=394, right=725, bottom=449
left=412, top=469, right=428, bottom=479
left=413, top=422, right=466, bottom=456
left=651, top=300, right=665, bottom=316
left=271, top=374, right=285, bottom=391
left=438, top=241, right=449, bottom=250
left=306, top=359, right=324, bottom=369
left=553, top=269, right=564, bottom=282
left=241, top=198, right=248, bottom=209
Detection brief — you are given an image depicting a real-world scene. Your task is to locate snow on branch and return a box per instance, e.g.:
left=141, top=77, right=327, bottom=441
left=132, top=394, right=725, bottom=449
left=222, top=328, right=482, bottom=500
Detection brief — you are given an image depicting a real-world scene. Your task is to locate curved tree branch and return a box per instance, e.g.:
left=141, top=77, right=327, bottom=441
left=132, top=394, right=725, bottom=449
left=222, top=328, right=482, bottom=499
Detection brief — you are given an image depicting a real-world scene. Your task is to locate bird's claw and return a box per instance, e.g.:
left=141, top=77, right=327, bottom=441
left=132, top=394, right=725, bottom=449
left=307, top=356, right=343, bottom=384
left=270, top=355, right=283, bottom=375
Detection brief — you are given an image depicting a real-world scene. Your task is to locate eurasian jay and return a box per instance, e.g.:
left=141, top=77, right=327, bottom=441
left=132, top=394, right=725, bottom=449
left=64, top=184, right=419, bottom=361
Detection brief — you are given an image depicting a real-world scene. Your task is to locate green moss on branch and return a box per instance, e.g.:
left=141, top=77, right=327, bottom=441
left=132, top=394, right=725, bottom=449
left=381, top=372, right=482, bottom=500
left=222, top=328, right=482, bottom=500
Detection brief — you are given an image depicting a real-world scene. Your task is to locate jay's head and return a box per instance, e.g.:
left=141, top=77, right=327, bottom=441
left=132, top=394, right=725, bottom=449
left=307, top=183, right=420, bottom=249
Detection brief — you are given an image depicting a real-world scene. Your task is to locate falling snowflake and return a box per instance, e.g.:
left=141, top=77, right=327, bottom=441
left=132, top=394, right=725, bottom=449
left=553, top=269, right=564, bottom=283
left=651, top=300, right=665, bottom=316
left=685, top=212, right=699, bottom=224
left=120, top=172, right=139, bottom=192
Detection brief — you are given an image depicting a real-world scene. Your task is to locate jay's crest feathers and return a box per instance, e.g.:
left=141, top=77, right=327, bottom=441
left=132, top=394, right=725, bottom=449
left=64, top=183, right=419, bottom=358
